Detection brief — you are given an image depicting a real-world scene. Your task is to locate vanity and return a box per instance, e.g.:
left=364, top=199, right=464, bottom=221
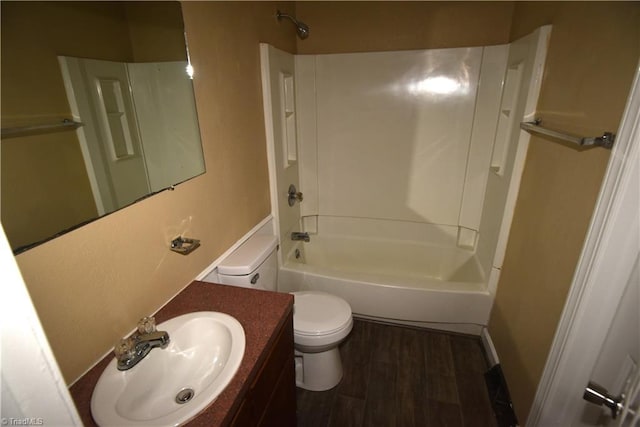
left=69, top=281, right=296, bottom=426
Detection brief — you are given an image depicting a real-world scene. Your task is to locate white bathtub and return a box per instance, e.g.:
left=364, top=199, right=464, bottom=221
left=277, top=219, right=493, bottom=335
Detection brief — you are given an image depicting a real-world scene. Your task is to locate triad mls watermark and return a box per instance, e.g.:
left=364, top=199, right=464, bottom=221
left=1, top=419, right=44, bottom=426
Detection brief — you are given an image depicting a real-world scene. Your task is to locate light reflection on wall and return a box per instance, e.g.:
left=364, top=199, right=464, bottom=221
left=407, top=76, right=470, bottom=96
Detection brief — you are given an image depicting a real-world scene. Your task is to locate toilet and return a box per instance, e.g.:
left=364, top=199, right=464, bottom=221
left=211, top=234, right=353, bottom=391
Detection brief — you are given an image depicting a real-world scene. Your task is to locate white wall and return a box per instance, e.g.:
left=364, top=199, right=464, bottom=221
left=301, top=47, right=481, bottom=225
left=476, top=27, right=551, bottom=287
left=261, top=45, right=301, bottom=260
left=295, top=46, right=507, bottom=249
left=266, top=39, right=551, bottom=294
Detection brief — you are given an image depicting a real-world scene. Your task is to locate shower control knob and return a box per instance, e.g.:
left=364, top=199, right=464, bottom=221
left=288, top=184, right=303, bottom=206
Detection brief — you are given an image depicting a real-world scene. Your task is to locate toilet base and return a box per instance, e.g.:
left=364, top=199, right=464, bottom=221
left=295, top=347, right=343, bottom=391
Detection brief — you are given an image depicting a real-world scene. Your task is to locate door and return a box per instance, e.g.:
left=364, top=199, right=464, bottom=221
left=59, top=57, right=151, bottom=213
left=528, top=63, right=640, bottom=426
left=583, top=258, right=640, bottom=425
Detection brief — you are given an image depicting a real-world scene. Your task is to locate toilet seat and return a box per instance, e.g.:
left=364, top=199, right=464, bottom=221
left=292, top=291, right=352, bottom=337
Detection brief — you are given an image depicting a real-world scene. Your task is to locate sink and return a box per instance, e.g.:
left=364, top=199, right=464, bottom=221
left=91, top=311, right=245, bottom=426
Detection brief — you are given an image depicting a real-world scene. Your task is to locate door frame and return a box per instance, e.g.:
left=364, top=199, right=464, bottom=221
left=59, top=56, right=113, bottom=215
left=527, top=63, right=640, bottom=425
left=0, top=224, right=82, bottom=424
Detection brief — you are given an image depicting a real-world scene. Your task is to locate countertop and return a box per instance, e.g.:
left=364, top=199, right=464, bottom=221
left=69, top=280, right=294, bottom=426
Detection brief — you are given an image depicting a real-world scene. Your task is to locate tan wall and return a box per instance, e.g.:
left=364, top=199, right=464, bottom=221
left=125, top=2, right=187, bottom=62
left=0, top=2, right=134, bottom=119
left=13, top=1, right=296, bottom=384
left=1, top=133, right=98, bottom=250
left=488, top=2, right=640, bottom=422
left=295, top=1, right=514, bottom=53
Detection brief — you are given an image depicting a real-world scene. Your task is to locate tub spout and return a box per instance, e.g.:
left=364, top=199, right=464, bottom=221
left=291, top=232, right=310, bottom=242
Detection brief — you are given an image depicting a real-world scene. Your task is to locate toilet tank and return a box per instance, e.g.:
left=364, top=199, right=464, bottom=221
left=215, top=234, right=278, bottom=291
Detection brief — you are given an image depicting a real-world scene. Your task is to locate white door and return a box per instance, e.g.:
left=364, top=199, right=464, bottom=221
left=59, top=57, right=151, bottom=212
left=528, top=63, right=640, bottom=426
left=583, top=257, right=640, bottom=425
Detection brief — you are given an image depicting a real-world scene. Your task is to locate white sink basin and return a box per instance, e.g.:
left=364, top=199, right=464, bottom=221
left=91, top=311, right=245, bottom=426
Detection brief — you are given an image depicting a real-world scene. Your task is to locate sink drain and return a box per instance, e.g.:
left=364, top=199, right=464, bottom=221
left=175, top=388, right=195, bottom=404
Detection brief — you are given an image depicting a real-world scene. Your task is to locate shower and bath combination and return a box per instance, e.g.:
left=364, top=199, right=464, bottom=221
left=259, top=25, right=552, bottom=334
left=276, top=10, right=309, bottom=39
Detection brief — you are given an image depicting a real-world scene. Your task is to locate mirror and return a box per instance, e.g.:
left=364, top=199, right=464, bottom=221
left=0, top=1, right=206, bottom=253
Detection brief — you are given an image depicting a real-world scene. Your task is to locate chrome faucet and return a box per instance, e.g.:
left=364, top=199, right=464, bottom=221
left=115, top=317, right=170, bottom=371
left=291, top=231, right=310, bottom=242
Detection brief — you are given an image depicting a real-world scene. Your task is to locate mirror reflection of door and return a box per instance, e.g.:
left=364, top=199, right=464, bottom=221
left=60, top=57, right=151, bottom=214
left=60, top=57, right=205, bottom=215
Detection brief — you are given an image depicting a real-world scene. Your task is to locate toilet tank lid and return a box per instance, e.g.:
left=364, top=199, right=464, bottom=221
left=217, top=234, right=278, bottom=276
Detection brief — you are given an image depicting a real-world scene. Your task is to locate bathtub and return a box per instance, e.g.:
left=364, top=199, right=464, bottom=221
left=277, top=219, right=494, bottom=335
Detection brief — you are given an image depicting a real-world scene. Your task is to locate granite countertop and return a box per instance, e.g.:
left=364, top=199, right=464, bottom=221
left=70, top=280, right=294, bottom=426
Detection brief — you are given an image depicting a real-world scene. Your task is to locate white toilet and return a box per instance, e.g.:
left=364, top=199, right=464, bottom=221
left=212, top=234, right=353, bottom=391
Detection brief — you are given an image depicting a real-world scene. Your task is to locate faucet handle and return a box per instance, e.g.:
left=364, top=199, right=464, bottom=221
left=114, top=337, right=135, bottom=358
left=137, top=316, right=157, bottom=334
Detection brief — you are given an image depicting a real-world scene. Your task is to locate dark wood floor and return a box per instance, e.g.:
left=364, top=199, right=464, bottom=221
left=296, top=319, right=498, bottom=427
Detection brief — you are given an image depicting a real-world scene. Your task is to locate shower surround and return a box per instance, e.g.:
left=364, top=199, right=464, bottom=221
left=262, top=27, right=550, bottom=333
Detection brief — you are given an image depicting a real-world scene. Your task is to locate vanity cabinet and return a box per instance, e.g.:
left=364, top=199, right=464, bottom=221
left=230, top=311, right=296, bottom=427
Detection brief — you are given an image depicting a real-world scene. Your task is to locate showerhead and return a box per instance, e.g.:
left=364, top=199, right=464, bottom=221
left=276, top=10, right=310, bottom=40
left=296, top=21, right=310, bottom=40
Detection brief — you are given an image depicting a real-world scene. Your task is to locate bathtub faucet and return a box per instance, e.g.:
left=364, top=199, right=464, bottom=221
left=291, top=232, right=310, bottom=242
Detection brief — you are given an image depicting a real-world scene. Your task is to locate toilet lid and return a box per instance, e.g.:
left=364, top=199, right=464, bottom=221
left=292, top=291, right=352, bottom=336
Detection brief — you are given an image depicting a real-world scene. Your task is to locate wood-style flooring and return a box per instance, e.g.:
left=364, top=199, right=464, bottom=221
left=296, top=319, right=498, bottom=427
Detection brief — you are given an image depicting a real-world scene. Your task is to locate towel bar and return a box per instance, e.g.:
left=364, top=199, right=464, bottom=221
left=520, top=119, right=615, bottom=149
left=1, top=119, right=83, bottom=139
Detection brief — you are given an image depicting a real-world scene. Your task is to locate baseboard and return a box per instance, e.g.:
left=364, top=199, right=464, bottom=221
left=485, top=364, right=519, bottom=427
left=480, top=329, right=519, bottom=426
left=481, top=327, right=500, bottom=367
